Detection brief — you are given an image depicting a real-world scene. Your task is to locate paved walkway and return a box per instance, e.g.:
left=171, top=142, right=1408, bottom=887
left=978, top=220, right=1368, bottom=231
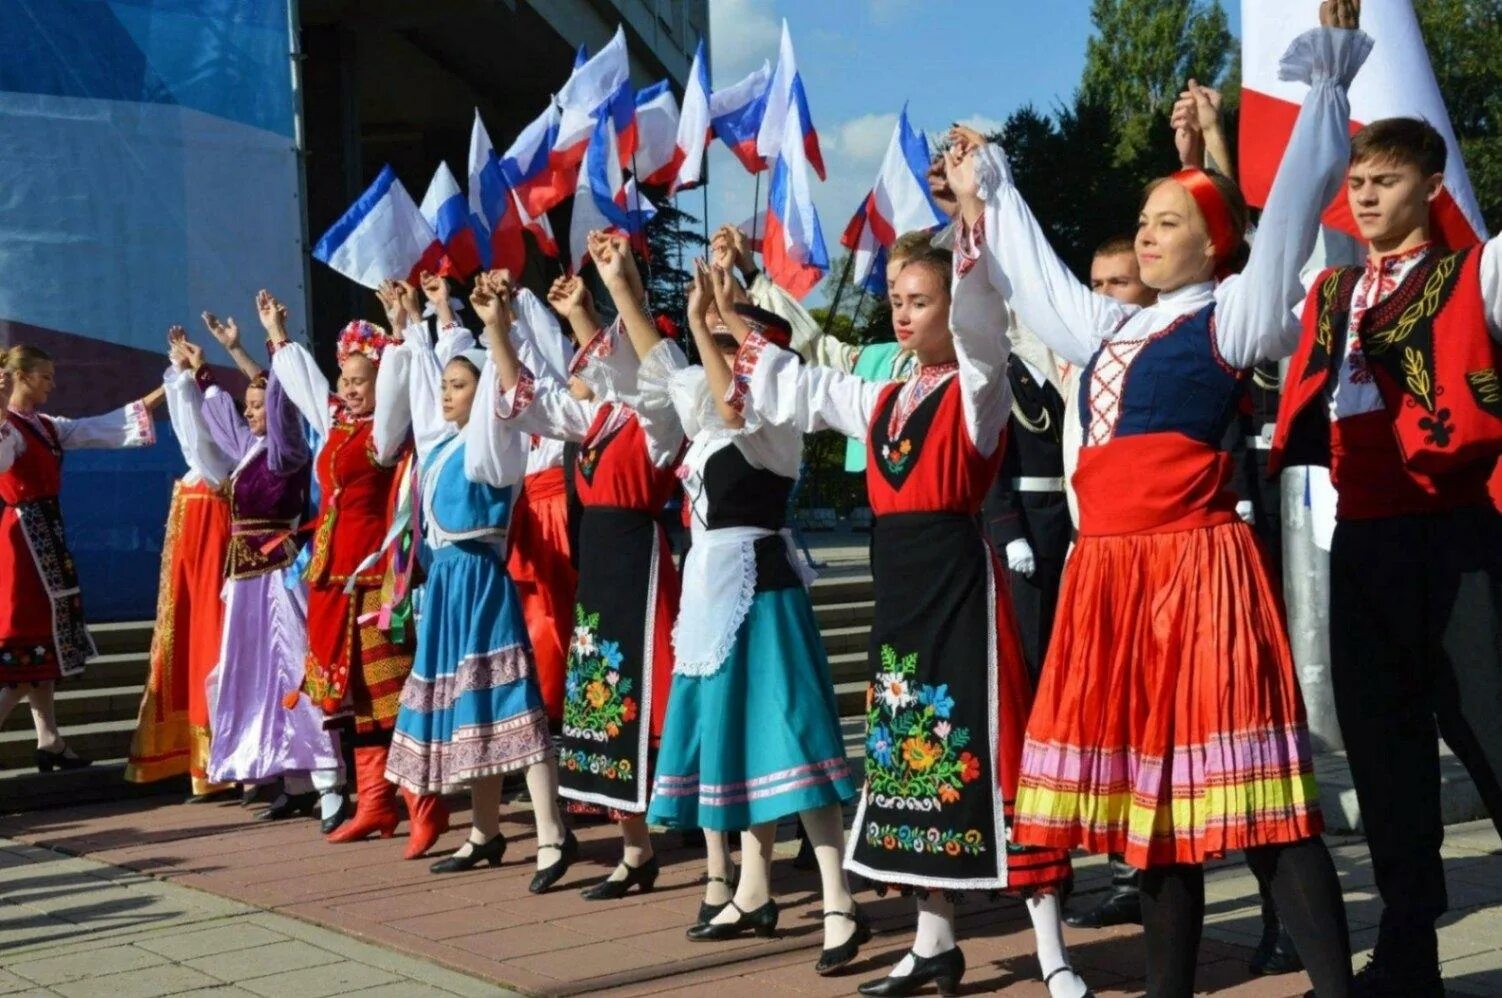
left=1, top=797, right=1498, bottom=996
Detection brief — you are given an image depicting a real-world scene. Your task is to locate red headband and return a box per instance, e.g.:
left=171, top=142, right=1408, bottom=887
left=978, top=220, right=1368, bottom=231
left=1171, top=168, right=1240, bottom=278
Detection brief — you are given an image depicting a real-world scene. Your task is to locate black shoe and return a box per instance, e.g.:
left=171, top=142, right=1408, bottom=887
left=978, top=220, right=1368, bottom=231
left=1065, top=890, right=1141, bottom=928
left=792, top=831, right=817, bottom=870
left=581, top=856, right=659, bottom=900
left=319, top=795, right=352, bottom=835
left=1250, top=922, right=1303, bottom=976
left=529, top=831, right=579, bottom=894
left=814, top=906, right=871, bottom=975
left=257, top=792, right=318, bottom=821
left=241, top=783, right=272, bottom=807
left=429, top=834, right=506, bottom=874
left=1350, top=953, right=1446, bottom=997
left=686, top=898, right=779, bottom=941
left=858, top=947, right=965, bottom=996
left=35, top=747, right=91, bottom=773
left=696, top=870, right=739, bottom=925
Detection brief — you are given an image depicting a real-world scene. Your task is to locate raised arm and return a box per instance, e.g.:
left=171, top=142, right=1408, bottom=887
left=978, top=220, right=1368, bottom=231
left=0, top=369, right=17, bottom=473
left=725, top=329, right=881, bottom=440
left=590, top=231, right=663, bottom=363
left=1214, top=20, right=1371, bottom=367
left=948, top=134, right=1132, bottom=367
left=263, top=367, right=311, bottom=476
left=373, top=341, right=415, bottom=461
left=464, top=353, right=528, bottom=488
left=947, top=243, right=1014, bottom=457
left=164, top=331, right=235, bottom=484
left=201, top=312, right=265, bottom=381
left=198, top=374, right=258, bottom=463
left=49, top=399, right=157, bottom=451
left=479, top=274, right=600, bottom=444
left=261, top=289, right=332, bottom=437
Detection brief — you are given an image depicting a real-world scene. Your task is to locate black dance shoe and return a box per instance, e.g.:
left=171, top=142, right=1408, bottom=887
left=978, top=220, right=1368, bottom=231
left=857, top=947, right=965, bottom=997
left=257, top=792, right=318, bottom=821
left=1250, top=922, right=1303, bottom=976
left=814, top=906, right=871, bottom=975
left=429, top=834, right=506, bottom=874
left=1346, top=952, right=1446, bottom=998
left=581, top=856, right=659, bottom=900
left=319, top=795, right=352, bottom=834
left=1064, top=890, right=1141, bottom=928
left=529, top=830, right=579, bottom=894
left=686, top=899, right=779, bottom=941
left=35, top=747, right=90, bottom=773
left=696, top=870, right=739, bottom=925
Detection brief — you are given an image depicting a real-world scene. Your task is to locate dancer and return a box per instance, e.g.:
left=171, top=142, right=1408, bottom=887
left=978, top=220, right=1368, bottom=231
left=1268, top=114, right=1502, bottom=995
left=489, top=239, right=684, bottom=901
left=0, top=346, right=161, bottom=770
left=381, top=271, right=572, bottom=887
left=125, top=331, right=235, bottom=798
left=954, top=4, right=1367, bottom=995
left=639, top=260, right=862, bottom=969
left=265, top=290, right=447, bottom=855
left=728, top=236, right=1088, bottom=997
left=163, top=328, right=345, bottom=826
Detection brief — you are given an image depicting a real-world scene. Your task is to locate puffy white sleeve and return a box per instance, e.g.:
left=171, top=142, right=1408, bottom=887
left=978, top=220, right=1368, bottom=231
left=632, top=339, right=690, bottom=468
left=1214, top=27, right=1373, bottom=368
left=494, top=363, right=601, bottom=443
left=269, top=341, right=333, bottom=438
left=51, top=401, right=156, bottom=451
left=1476, top=238, right=1502, bottom=343
left=956, top=145, right=1132, bottom=367
left=373, top=344, right=415, bottom=462
left=164, top=366, right=234, bottom=485
left=511, top=289, right=575, bottom=383
left=638, top=339, right=715, bottom=439
left=0, top=421, right=19, bottom=474
left=725, top=331, right=881, bottom=440
left=397, top=319, right=476, bottom=464
left=948, top=252, right=1015, bottom=456
left=464, top=354, right=528, bottom=488
left=747, top=272, right=825, bottom=365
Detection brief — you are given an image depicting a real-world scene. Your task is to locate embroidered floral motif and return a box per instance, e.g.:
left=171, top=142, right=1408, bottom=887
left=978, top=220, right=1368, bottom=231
left=864, top=822, right=986, bottom=856
left=562, top=606, right=639, bottom=743
left=558, top=747, right=634, bottom=781
left=880, top=438, right=914, bottom=474
left=864, top=644, right=980, bottom=811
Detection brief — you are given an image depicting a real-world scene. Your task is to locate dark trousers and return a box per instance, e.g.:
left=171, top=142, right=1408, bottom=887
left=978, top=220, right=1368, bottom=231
left=1010, top=556, right=1063, bottom=684
left=1330, top=505, right=1502, bottom=957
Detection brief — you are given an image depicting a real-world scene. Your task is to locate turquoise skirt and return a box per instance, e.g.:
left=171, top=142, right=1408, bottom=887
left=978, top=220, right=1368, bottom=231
left=648, top=586, right=856, bottom=831
left=386, top=541, right=552, bottom=794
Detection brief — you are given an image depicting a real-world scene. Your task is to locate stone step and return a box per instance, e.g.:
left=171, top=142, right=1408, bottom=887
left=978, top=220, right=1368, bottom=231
left=819, top=624, right=869, bottom=657
left=89, top=620, right=155, bottom=656
left=827, top=650, right=866, bottom=686
left=0, top=759, right=186, bottom=813
left=813, top=599, right=874, bottom=629
left=47, top=651, right=151, bottom=691
left=809, top=574, right=873, bottom=605
left=0, top=719, right=137, bottom=773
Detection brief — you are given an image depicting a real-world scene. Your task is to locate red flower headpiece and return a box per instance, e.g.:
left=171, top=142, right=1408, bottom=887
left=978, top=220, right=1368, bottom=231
left=335, top=320, right=398, bottom=367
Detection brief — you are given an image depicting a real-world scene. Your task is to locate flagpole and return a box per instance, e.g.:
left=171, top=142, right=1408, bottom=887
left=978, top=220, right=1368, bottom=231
left=821, top=210, right=867, bottom=334
left=630, top=150, right=653, bottom=295
left=750, top=171, right=762, bottom=250
left=701, top=174, right=710, bottom=251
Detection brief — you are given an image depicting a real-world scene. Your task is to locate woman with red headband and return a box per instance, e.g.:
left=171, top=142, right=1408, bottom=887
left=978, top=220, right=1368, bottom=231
left=266, top=291, right=447, bottom=857
left=946, top=2, right=1368, bottom=995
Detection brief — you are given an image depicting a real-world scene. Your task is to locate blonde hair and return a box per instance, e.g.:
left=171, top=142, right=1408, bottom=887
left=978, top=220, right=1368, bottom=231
left=889, top=230, right=936, bottom=266
left=2, top=344, right=52, bottom=374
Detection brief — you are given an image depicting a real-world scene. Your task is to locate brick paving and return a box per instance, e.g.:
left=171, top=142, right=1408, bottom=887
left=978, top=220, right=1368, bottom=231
left=2, top=795, right=1498, bottom=996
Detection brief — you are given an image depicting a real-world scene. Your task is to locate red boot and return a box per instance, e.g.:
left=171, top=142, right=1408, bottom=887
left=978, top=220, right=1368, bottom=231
left=400, top=787, right=450, bottom=859
left=326, top=745, right=400, bottom=843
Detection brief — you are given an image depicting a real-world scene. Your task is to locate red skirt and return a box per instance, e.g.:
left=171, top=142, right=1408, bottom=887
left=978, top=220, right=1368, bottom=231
left=1013, top=435, right=1323, bottom=869
left=304, top=582, right=413, bottom=734
left=507, top=467, right=577, bottom=723
left=126, top=480, right=231, bottom=790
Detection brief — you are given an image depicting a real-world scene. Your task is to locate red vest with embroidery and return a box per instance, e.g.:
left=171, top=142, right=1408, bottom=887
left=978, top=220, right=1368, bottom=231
left=864, top=378, right=1003, bottom=516
left=305, top=418, right=406, bottom=587
left=1271, top=247, right=1502, bottom=511
left=572, top=405, right=681, bottom=513
left=0, top=414, right=62, bottom=505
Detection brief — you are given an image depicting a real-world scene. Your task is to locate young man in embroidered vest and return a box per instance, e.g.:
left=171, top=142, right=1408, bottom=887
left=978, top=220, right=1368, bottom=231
left=1270, top=116, right=1502, bottom=998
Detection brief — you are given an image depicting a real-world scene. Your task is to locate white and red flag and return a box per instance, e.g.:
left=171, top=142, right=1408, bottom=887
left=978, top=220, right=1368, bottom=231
left=1240, top=0, right=1487, bottom=247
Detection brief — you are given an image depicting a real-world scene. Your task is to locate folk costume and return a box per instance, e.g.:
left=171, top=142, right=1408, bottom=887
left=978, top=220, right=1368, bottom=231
left=728, top=254, right=1068, bottom=898
left=962, top=26, right=1370, bottom=996
left=186, top=368, right=341, bottom=786
left=496, top=300, right=684, bottom=819
left=125, top=366, right=234, bottom=792
left=644, top=311, right=856, bottom=833
left=0, top=400, right=154, bottom=685
left=381, top=321, right=553, bottom=794
left=1270, top=223, right=1502, bottom=975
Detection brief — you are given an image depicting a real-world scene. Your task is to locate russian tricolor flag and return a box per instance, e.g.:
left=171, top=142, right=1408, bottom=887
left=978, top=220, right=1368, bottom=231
left=763, top=100, right=828, bottom=301
left=633, top=80, right=683, bottom=188
left=841, top=107, right=947, bottom=291
left=755, top=21, right=826, bottom=181
left=502, top=104, right=573, bottom=219
left=1240, top=0, right=1487, bottom=247
left=467, top=111, right=526, bottom=276
left=417, top=161, right=483, bottom=279
left=671, top=37, right=712, bottom=193
left=553, top=27, right=629, bottom=174
left=313, top=166, right=437, bottom=289
left=711, top=60, right=772, bottom=174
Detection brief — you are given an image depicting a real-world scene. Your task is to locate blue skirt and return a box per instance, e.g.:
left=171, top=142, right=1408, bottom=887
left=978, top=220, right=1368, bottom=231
left=648, top=586, right=856, bottom=831
left=386, top=541, right=552, bottom=794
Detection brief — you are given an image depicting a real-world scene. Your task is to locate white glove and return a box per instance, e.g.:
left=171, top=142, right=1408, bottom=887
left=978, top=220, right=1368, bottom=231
left=1005, top=538, right=1036, bottom=577
left=1235, top=500, right=1255, bottom=525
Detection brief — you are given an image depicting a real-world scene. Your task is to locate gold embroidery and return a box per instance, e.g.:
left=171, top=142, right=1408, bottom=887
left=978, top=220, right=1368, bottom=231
left=1366, top=255, right=1457, bottom=353
left=1467, top=369, right=1502, bottom=406
left=1316, top=271, right=1340, bottom=354
left=1402, top=346, right=1434, bottom=411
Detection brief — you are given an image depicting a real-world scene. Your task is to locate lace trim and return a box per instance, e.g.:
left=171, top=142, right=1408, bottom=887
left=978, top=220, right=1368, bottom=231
left=670, top=538, right=758, bottom=678
left=126, top=400, right=156, bottom=446
left=956, top=214, right=984, bottom=279
left=495, top=365, right=537, bottom=421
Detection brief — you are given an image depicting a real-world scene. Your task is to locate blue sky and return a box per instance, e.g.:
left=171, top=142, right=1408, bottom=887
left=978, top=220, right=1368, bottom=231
left=699, top=0, right=1243, bottom=302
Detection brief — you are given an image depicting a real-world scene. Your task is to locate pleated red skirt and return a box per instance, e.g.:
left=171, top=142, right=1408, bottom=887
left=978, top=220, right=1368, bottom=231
left=507, top=466, right=577, bottom=723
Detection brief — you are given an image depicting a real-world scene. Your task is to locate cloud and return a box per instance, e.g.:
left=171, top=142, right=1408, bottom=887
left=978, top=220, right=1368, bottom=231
left=708, top=0, right=780, bottom=80
left=830, top=113, right=898, bottom=165
left=955, top=114, right=1008, bottom=139
left=866, top=0, right=916, bottom=25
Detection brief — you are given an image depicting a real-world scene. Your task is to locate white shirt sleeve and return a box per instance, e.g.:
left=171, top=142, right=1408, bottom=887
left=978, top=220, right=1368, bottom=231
left=50, top=401, right=157, bottom=451
left=494, top=363, right=602, bottom=443
left=394, top=319, right=476, bottom=464
left=949, top=252, right=1015, bottom=456
left=748, top=272, right=825, bottom=364
left=373, top=344, right=416, bottom=464
left=957, top=145, right=1132, bottom=368
left=269, top=341, right=333, bottom=438
left=511, top=288, right=575, bottom=383
left=1214, top=27, right=1373, bottom=368
left=464, top=354, right=528, bottom=488
left=0, top=421, right=18, bottom=474
left=632, top=339, right=690, bottom=469
left=1479, top=237, right=1502, bottom=343
left=164, top=366, right=234, bottom=485
left=726, top=332, right=882, bottom=440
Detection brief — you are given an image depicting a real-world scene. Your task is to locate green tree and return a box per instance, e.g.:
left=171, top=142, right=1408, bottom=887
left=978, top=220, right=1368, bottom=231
left=640, top=200, right=705, bottom=335
left=1415, top=0, right=1502, bottom=230
left=1080, top=0, right=1232, bottom=163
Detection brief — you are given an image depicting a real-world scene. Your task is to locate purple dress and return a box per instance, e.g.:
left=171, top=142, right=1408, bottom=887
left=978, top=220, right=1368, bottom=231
left=197, top=369, right=340, bottom=783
